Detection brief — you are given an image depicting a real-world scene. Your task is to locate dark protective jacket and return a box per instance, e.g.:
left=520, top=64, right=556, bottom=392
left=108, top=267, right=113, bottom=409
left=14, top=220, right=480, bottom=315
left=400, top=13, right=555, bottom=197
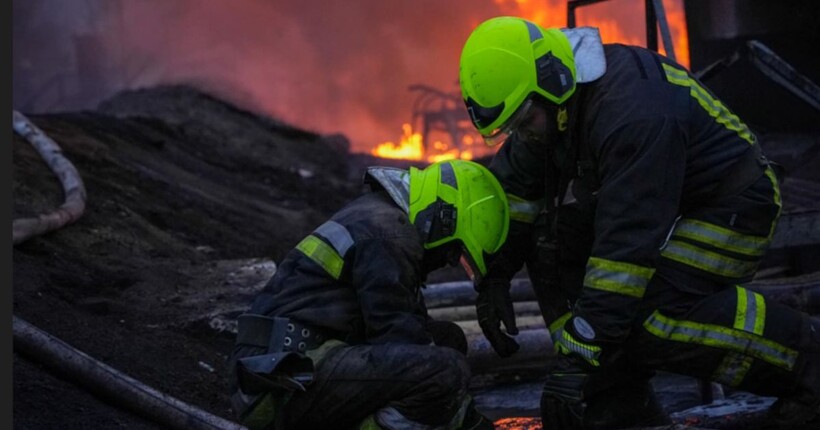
left=248, top=188, right=434, bottom=346
left=488, top=43, right=780, bottom=351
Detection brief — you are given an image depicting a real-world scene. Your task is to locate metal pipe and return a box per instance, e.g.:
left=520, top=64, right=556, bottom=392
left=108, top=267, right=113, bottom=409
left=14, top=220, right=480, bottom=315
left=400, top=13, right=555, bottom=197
left=13, top=316, right=246, bottom=430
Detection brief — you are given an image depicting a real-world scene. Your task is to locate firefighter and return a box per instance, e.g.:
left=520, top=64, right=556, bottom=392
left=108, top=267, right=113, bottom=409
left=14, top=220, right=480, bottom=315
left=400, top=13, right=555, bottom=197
left=228, top=160, right=507, bottom=430
left=458, top=16, right=820, bottom=429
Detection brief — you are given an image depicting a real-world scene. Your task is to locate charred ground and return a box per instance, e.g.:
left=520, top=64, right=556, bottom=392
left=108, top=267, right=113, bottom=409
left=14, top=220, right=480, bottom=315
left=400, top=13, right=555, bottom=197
left=12, top=85, right=387, bottom=429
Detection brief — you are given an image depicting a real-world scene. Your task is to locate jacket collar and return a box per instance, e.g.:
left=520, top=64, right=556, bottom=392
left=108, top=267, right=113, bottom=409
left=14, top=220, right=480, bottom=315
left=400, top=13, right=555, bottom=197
left=560, top=27, right=606, bottom=83
left=363, top=167, right=410, bottom=213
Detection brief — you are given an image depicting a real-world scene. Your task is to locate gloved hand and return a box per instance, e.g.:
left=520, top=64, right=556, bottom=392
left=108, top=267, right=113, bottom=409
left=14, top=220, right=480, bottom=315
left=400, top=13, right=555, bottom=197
left=540, top=355, right=590, bottom=430
left=554, top=315, right=603, bottom=370
left=476, top=280, right=519, bottom=357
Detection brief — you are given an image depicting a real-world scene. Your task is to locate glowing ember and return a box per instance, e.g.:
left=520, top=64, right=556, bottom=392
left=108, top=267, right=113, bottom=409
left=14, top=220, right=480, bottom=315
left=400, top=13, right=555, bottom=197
left=494, top=416, right=542, bottom=430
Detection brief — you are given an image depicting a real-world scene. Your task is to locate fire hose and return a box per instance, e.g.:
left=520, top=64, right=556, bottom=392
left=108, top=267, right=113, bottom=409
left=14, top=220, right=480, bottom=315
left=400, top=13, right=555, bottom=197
left=12, top=110, right=86, bottom=244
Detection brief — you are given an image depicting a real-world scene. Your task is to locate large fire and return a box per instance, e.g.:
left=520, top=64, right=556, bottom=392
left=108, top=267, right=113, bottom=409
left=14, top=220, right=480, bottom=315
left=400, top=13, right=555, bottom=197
left=373, top=0, right=690, bottom=162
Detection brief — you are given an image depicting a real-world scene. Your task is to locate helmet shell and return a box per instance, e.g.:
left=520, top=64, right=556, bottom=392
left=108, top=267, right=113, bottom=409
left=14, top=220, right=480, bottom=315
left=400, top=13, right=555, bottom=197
left=408, top=160, right=509, bottom=277
left=460, top=16, right=576, bottom=138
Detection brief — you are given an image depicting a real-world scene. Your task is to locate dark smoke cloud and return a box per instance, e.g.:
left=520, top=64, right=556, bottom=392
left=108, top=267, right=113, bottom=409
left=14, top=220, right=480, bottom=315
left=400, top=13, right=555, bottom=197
left=13, top=0, right=670, bottom=151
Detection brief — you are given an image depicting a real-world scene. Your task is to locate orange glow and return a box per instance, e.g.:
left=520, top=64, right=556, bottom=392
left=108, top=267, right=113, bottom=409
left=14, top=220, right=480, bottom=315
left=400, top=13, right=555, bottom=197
left=493, top=416, right=542, bottom=430
left=372, top=124, right=481, bottom=162
left=371, top=123, right=424, bottom=160
left=371, top=0, right=690, bottom=162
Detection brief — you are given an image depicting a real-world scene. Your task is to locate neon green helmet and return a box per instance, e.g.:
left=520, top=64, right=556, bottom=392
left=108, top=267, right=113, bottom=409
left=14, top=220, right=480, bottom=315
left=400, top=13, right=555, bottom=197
left=459, top=16, right=576, bottom=145
left=408, top=160, right=509, bottom=282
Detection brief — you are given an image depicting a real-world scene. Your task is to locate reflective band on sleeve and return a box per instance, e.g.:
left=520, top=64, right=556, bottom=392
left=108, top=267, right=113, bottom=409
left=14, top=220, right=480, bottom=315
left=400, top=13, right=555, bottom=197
left=643, top=311, right=796, bottom=371
left=548, top=312, right=573, bottom=347
left=507, top=194, right=543, bottom=224
left=314, top=221, right=354, bottom=257
left=663, top=64, right=755, bottom=145
left=556, top=330, right=601, bottom=367
left=583, top=257, right=655, bottom=298
left=672, top=219, right=769, bottom=257
left=661, top=239, right=759, bottom=279
left=295, top=235, right=345, bottom=279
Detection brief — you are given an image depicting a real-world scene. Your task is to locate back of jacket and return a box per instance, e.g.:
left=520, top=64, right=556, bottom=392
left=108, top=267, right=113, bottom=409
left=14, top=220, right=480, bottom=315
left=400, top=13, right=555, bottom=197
left=489, top=43, right=765, bottom=343
left=248, top=191, right=432, bottom=346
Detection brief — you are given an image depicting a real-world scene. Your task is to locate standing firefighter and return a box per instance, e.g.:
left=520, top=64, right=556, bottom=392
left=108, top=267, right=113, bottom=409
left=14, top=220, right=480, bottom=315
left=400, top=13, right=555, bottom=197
left=459, top=16, right=820, bottom=429
left=229, top=160, right=507, bottom=430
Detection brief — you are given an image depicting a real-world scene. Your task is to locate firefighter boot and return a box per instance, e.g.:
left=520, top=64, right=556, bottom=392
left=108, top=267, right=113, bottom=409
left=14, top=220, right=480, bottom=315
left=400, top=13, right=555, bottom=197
left=459, top=400, right=495, bottom=430
left=763, top=317, right=820, bottom=430
left=581, top=376, right=670, bottom=429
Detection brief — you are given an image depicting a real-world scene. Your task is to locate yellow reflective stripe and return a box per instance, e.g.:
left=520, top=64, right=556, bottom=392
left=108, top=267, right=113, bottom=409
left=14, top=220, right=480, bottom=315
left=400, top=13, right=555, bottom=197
left=295, top=235, right=345, bottom=279
left=663, top=64, right=755, bottom=145
left=584, top=257, right=655, bottom=298
left=716, top=286, right=768, bottom=386
left=507, top=194, right=543, bottom=223
left=735, top=286, right=766, bottom=335
left=557, top=330, right=601, bottom=367
left=643, top=311, right=796, bottom=370
left=548, top=312, right=572, bottom=346
left=661, top=239, right=759, bottom=278
left=714, top=353, right=754, bottom=387
left=673, top=219, right=769, bottom=257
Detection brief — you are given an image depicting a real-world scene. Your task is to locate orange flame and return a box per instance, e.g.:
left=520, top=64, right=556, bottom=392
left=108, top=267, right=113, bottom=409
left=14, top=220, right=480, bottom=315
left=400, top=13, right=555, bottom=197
left=372, top=123, right=481, bottom=163
left=371, top=123, right=424, bottom=160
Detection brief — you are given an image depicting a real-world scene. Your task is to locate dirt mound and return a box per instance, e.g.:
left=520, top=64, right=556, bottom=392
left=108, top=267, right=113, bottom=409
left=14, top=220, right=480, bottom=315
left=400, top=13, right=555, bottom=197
left=12, top=85, right=370, bottom=428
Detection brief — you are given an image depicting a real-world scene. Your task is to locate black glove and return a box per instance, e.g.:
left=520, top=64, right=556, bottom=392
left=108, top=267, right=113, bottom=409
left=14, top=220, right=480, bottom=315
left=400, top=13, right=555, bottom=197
left=540, top=355, right=590, bottom=430
left=476, top=281, right=519, bottom=357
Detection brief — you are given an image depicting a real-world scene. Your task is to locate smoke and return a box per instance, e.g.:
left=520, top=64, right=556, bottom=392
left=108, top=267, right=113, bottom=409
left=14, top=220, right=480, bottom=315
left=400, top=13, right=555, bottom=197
left=13, top=0, right=685, bottom=152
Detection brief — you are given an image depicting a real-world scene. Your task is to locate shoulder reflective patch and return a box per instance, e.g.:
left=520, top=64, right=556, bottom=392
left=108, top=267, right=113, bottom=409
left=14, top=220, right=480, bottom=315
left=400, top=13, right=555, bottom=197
left=662, top=63, right=756, bottom=145
left=507, top=194, right=543, bottom=224
left=314, top=221, right=354, bottom=257
left=643, top=310, right=796, bottom=371
left=584, top=257, right=655, bottom=298
left=295, top=235, right=345, bottom=280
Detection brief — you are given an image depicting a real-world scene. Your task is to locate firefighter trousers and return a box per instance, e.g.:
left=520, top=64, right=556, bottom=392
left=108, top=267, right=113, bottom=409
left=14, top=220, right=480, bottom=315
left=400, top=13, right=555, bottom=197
left=624, top=266, right=820, bottom=399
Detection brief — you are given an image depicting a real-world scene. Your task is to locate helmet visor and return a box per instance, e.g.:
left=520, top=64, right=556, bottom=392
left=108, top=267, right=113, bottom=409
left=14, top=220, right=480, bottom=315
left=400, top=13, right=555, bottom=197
left=459, top=245, right=485, bottom=285
left=481, top=97, right=534, bottom=146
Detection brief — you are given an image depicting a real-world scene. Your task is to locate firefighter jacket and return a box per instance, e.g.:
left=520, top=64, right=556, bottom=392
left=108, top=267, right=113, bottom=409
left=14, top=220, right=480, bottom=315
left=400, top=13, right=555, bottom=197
left=487, top=41, right=781, bottom=365
left=248, top=178, right=434, bottom=347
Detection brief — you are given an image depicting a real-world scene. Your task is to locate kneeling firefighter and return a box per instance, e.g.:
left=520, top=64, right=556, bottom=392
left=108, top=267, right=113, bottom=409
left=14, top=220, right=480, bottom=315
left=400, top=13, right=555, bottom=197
left=458, top=16, right=820, bottom=430
left=229, top=160, right=509, bottom=430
